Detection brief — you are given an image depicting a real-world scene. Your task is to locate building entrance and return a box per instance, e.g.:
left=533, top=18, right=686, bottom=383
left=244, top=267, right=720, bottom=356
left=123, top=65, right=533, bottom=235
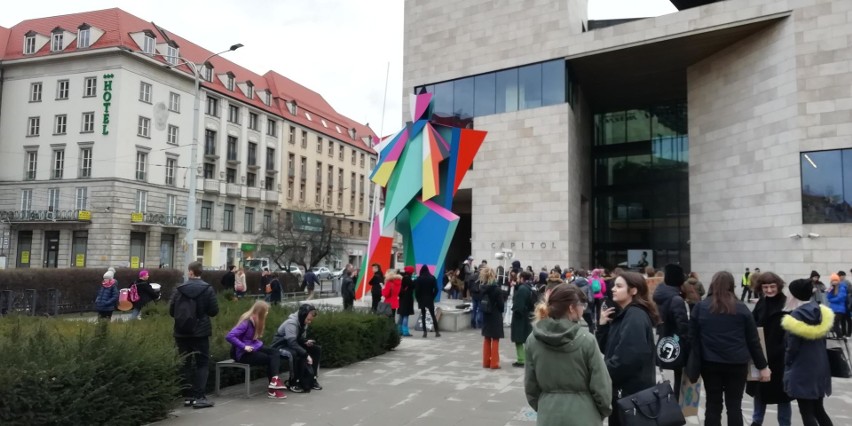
left=43, top=231, right=59, bottom=268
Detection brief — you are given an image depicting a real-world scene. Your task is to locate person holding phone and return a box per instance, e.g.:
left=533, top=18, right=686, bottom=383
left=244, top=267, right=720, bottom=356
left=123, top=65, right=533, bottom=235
left=272, top=304, right=322, bottom=393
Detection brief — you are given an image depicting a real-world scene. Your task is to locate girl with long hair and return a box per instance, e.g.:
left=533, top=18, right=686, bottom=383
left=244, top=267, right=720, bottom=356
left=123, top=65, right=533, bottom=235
left=369, top=263, right=384, bottom=313
left=689, top=271, right=768, bottom=426
left=225, top=301, right=287, bottom=399
left=596, top=271, right=658, bottom=426
left=480, top=266, right=505, bottom=368
left=525, top=283, right=612, bottom=424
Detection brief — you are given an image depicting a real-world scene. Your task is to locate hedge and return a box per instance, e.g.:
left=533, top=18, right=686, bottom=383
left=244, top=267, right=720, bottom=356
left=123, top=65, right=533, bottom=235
left=0, top=297, right=399, bottom=425
left=0, top=268, right=300, bottom=315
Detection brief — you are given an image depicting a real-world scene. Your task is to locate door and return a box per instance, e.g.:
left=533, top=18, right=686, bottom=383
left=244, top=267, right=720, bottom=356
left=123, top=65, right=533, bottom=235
left=130, top=232, right=146, bottom=268
left=16, top=231, right=32, bottom=268
left=43, top=231, right=59, bottom=268
left=159, top=234, right=175, bottom=268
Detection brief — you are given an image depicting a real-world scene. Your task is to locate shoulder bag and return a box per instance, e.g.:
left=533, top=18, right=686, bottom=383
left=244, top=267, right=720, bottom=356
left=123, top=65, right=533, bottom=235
left=615, top=380, right=686, bottom=426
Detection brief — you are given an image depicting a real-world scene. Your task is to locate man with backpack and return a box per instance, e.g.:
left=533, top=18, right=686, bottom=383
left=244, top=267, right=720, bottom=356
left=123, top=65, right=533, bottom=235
left=170, top=261, right=219, bottom=409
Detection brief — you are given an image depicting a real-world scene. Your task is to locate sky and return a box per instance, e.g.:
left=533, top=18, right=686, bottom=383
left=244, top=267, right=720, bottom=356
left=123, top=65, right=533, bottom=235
left=1, top=0, right=677, bottom=137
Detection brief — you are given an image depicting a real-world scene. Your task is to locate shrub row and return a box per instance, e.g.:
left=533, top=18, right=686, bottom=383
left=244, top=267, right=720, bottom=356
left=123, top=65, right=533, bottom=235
left=0, top=296, right=400, bottom=425
left=0, top=268, right=300, bottom=315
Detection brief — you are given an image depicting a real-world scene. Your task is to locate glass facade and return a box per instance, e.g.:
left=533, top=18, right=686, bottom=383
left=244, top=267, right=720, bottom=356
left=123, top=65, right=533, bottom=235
left=592, top=103, right=690, bottom=271
left=801, top=149, right=852, bottom=223
left=414, top=59, right=570, bottom=127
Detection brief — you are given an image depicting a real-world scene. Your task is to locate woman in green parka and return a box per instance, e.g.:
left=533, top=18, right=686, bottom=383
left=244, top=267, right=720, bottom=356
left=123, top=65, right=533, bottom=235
left=525, top=283, right=612, bottom=425
left=511, top=271, right=538, bottom=367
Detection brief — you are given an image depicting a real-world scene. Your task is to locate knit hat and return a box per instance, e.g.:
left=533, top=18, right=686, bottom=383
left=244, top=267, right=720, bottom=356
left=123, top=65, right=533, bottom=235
left=103, top=271, right=114, bottom=280
left=789, top=278, right=814, bottom=302
left=664, top=264, right=686, bottom=287
left=810, top=270, right=820, bottom=279
left=139, top=270, right=149, bottom=278
left=404, top=266, right=415, bottom=274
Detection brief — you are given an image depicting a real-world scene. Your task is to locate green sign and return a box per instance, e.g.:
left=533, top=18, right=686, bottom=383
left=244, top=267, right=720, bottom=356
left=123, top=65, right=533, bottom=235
left=102, top=73, right=114, bottom=135
left=240, top=243, right=257, bottom=252
left=293, top=212, right=324, bottom=232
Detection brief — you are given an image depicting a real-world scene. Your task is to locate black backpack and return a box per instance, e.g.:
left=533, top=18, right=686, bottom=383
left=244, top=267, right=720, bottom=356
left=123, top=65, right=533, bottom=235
left=173, top=290, right=199, bottom=334
left=480, top=291, right=493, bottom=314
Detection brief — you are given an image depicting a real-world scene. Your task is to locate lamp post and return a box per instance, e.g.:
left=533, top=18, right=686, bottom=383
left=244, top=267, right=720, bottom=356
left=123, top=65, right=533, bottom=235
left=142, top=43, right=243, bottom=279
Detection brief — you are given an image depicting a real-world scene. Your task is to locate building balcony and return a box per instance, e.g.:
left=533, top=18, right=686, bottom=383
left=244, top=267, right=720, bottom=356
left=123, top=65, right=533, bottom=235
left=264, top=190, right=279, bottom=204
left=246, top=187, right=261, bottom=200
left=203, top=179, right=220, bottom=193
left=226, top=183, right=241, bottom=197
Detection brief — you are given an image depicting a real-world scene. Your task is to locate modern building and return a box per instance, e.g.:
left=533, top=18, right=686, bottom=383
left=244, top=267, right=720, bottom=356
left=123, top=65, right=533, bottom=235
left=404, top=0, right=852, bottom=280
left=0, top=8, right=376, bottom=270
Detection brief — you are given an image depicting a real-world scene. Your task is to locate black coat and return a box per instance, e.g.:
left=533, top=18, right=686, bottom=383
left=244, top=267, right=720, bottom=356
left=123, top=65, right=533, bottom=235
left=398, top=273, right=416, bottom=316
left=596, top=304, right=656, bottom=396
left=370, top=273, right=383, bottom=296
left=653, top=284, right=690, bottom=353
left=782, top=301, right=833, bottom=399
left=415, top=273, right=438, bottom=308
left=169, top=278, right=219, bottom=338
left=341, top=273, right=355, bottom=301
left=221, top=271, right=235, bottom=291
left=481, top=284, right=505, bottom=339
left=690, top=298, right=767, bottom=367
left=132, top=278, right=159, bottom=309
left=746, top=294, right=792, bottom=404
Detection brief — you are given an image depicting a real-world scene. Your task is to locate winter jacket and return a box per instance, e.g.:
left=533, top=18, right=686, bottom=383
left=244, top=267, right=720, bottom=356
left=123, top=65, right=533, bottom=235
left=398, top=273, right=416, bottom=316
left=303, top=270, right=319, bottom=290
left=414, top=270, right=438, bottom=308
left=382, top=277, right=401, bottom=309
left=689, top=298, right=767, bottom=368
left=341, top=273, right=356, bottom=301
left=782, top=301, right=833, bottom=399
left=370, top=273, right=384, bottom=296
left=525, top=318, right=612, bottom=425
left=169, top=278, right=219, bottom=338
left=653, top=283, right=690, bottom=367
left=589, top=278, right=606, bottom=300
left=510, top=282, right=536, bottom=344
left=131, top=278, right=159, bottom=310
left=226, top=319, right=264, bottom=361
left=596, top=304, right=656, bottom=397
left=745, top=294, right=792, bottom=404
left=221, top=271, right=236, bottom=291
left=826, top=283, right=848, bottom=314
left=481, top=283, right=505, bottom=339
left=574, top=277, right=595, bottom=311
left=267, top=278, right=282, bottom=303
left=95, top=280, right=119, bottom=312
left=812, top=280, right=827, bottom=305
left=272, top=307, right=313, bottom=358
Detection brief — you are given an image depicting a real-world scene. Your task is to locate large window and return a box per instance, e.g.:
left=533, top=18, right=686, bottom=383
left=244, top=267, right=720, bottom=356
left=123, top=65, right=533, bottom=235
left=801, top=149, right=852, bottom=224
left=223, top=204, right=235, bottom=231
left=200, top=201, right=213, bottom=229
left=244, top=207, right=255, bottom=233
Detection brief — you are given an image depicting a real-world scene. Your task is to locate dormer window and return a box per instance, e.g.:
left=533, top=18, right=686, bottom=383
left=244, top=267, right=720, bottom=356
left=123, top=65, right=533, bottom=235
left=142, top=32, right=155, bottom=54
left=246, top=81, right=254, bottom=99
left=226, top=72, right=235, bottom=91
left=166, top=42, right=179, bottom=65
left=348, top=128, right=356, bottom=139
left=24, top=33, right=36, bottom=55
left=201, top=62, right=213, bottom=82
left=51, top=32, right=63, bottom=52
left=263, top=90, right=272, bottom=106
left=286, top=100, right=297, bottom=115
left=78, top=28, right=90, bottom=49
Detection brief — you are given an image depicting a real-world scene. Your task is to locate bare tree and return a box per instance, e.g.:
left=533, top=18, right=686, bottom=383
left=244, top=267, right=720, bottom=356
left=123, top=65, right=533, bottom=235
left=257, top=208, right=346, bottom=271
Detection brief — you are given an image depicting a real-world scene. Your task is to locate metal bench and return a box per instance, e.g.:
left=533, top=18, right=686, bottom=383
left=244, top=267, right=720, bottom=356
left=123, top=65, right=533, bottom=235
left=214, top=350, right=294, bottom=398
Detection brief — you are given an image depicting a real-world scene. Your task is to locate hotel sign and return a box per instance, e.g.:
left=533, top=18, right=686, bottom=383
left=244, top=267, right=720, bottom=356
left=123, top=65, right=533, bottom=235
left=102, top=73, right=114, bottom=135
left=0, top=210, right=92, bottom=222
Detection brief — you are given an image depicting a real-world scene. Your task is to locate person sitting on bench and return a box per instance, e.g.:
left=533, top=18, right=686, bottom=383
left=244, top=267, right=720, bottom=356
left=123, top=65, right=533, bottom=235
left=225, top=301, right=287, bottom=399
left=273, top=303, right=322, bottom=393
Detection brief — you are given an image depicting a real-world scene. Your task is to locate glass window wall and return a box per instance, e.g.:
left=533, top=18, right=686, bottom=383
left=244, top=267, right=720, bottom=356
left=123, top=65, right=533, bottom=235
left=801, top=149, right=852, bottom=223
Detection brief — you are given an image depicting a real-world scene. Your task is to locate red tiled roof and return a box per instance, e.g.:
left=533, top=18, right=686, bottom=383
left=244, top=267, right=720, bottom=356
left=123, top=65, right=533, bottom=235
left=0, top=7, right=376, bottom=153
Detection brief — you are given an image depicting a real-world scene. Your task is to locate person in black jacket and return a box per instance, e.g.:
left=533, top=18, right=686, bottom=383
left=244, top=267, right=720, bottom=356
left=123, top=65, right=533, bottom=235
left=415, top=265, right=440, bottom=338
left=221, top=265, right=236, bottom=292
left=653, top=263, right=691, bottom=400
left=130, top=270, right=159, bottom=320
left=398, top=266, right=416, bottom=336
left=746, top=271, right=792, bottom=426
left=369, top=264, right=384, bottom=313
left=596, top=271, right=658, bottom=426
left=169, top=261, right=219, bottom=409
left=340, top=264, right=356, bottom=310
left=689, top=271, right=769, bottom=426
left=480, top=267, right=505, bottom=369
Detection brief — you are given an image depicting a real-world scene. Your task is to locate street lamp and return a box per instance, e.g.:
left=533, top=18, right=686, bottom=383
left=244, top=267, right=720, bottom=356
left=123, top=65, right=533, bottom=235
left=139, top=43, right=243, bottom=280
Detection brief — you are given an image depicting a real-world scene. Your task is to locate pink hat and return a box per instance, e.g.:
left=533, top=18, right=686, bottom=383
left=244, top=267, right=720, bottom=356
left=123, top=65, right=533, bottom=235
left=139, top=270, right=149, bottom=278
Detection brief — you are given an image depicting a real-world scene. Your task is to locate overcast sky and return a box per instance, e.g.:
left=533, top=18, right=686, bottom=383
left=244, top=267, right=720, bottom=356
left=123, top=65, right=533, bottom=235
left=1, top=0, right=677, bottom=136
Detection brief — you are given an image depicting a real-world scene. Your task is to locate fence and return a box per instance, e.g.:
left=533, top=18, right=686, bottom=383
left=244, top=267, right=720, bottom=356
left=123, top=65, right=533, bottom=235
left=0, top=288, right=61, bottom=316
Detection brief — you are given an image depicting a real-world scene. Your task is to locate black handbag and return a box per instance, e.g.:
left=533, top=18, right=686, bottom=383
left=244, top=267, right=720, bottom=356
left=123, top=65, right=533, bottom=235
left=376, top=301, right=393, bottom=317
left=615, top=381, right=686, bottom=426
left=828, top=347, right=852, bottom=378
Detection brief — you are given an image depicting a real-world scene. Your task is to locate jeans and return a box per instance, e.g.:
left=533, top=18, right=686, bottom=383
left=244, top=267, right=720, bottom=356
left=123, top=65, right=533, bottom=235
left=397, top=314, right=409, bottom=331
left=701, top=361, right=747, bottom=426
left=237, top=347, right=281, bottom=383
left=130, top=307, right=141, bottom=320
left=797, top=398, right=833, bottom=426
left=176, top=337, right=211, bottom=399
left=471, top=299, right=482, bottom=328
left=752, top=397, right=792, bottom=426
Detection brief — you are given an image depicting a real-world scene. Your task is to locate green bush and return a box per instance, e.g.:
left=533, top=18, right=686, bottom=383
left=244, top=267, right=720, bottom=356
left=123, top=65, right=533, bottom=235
left=0, top=296, right=400, bottom=425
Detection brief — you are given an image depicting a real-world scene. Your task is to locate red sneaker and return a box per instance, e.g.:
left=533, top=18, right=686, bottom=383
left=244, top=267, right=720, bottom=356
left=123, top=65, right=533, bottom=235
left=267, top=389, right=287, bottom=399
left=269, top=376, right=287, bottom=390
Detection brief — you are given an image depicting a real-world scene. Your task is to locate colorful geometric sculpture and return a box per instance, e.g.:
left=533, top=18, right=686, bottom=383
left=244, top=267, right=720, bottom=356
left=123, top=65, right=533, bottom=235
left=355, top=93, right=487, bottom=300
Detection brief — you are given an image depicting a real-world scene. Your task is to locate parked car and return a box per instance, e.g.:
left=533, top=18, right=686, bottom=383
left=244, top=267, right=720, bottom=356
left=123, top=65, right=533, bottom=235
left=332, top=269, right=345, bottom=279
left=244, top=258, right=303, bottom=279
left=312, top=266, right=332, bottom=280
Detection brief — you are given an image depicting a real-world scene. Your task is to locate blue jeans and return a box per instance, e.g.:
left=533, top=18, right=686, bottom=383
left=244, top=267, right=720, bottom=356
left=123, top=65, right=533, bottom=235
left=130, top=307, right=141, bottom=320
left=752, top=397, right=791, bottom=426
left=397, top=314, right=409, bottom=329
left=471, top=299, right=483, bottom=328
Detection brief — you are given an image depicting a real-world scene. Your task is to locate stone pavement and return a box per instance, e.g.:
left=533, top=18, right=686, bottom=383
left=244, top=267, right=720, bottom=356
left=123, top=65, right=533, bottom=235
left=153, top=321, right=852, bottom=426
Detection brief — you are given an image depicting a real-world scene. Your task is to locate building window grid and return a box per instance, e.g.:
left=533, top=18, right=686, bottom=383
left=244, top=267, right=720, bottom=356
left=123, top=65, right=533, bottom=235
left=287, top=178, right=294, bottom=199
left=135, top=152, right=148, bottom=181
left=328, top=140, right=334, bottom=158
left=266, top=119, right=277, bottom=137
left=51, top=33, right=63, bottom=52
left=263, top=210, right=272, bottom=231
left=135, top=190, right=147, bottom=213
left=139, top=82, right=152, bottom=103
left=169, top=92, right=180, bottom=112
left=226, top=168, right=237, bottom=184
left=167, top=125, right=179, bottom=144
left=204, top=129, right=216, bottom=156
left=166, top=195, right=176, bottom=216
left=315, top=184, right=322, bottom=205
left=266, top=148, right=275, bottom=170
left=289, top=126, right=296, bottom=144
left=79, top=148, right=92, bottom=178
left=244, top=207, right=255, bottom=233
left=301, top=130, right=307, bottom=148
left=248, top=142, right=258, bottom=166
left=299, top=182, right=305, bottom=202
left=75, top=187, right=88, bottom=210
left=223, top=204, right=235, bottom=231
left=137, top=116, right=151, bottom=138
left=351, top=149, right=356, bottom=165
left=227, top=136, right=238, bottom=161
left=360, top=153, right=365, bottom=167
left=82, top=112, right=95, bottom=133
left=78, top=29, right=90, bottom=49
left=317, top=137, right=323, bottom=153
left=228, top=104, right=240, bottom=124
left=203, top=163, right=215, bottom=179
left=248, top=112, right=258, bottom=131
left=52, top=150, right=64, bottom=179
left=27, top=116, right=40, bottom=136
left=54, top=114, right=67, bottom=135
left=200, top=201, right=212, bottom=229
left=247, top=172, right=256, bottom=188
left=48, top=188, right=60, bottom=210
left=24, top=36, right=36, bottom=54
left=30, top=82, right=42, bottom=102
left=84, top=77, right=97, bottom=97
left=142, top=35, right=155, bottom=54
left=206, top=96, right=219, bottom=116
left=165, top=158, right=177, bottom=186
left=56, top=80, right=69, bottom=100
left=166, top=45, right=178, bottom=65
left=21, top=189, right=33, bottom=211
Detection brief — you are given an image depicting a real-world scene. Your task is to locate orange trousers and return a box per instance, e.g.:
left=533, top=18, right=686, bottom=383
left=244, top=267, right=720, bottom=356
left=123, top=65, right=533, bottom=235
left=482, top=337, right=500, bottom=368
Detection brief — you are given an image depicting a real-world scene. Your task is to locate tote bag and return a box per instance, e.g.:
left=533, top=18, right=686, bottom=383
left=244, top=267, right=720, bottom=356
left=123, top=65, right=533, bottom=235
left=615, top=381, right=686, bottom=426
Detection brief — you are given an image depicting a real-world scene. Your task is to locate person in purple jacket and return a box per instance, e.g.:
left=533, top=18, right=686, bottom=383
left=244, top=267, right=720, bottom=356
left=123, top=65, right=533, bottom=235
left=226, top=301, right=287, bottom=399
